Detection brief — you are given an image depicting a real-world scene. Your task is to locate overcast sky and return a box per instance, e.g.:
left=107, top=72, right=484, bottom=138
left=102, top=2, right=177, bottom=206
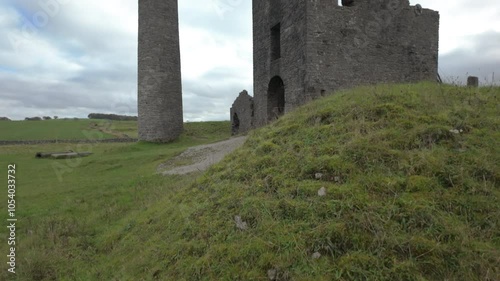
left=0, top=0, right=499, bottom=121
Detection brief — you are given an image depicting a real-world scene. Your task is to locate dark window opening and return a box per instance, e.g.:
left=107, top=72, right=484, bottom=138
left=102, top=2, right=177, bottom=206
left=340, top=0, right=354, bottom=7
left=271, top=23, right=281, bottom=60
left=267, top=76, right=285, bottom=121
left=232, top=113, right=240, bottom=135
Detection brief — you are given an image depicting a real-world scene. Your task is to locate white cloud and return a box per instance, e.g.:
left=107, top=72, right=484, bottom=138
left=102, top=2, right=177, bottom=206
left=180, top=26, right=252, bottom=80
left=0, top=0, right=498, bottom=120
left=412, top=0, right=500, bottom=54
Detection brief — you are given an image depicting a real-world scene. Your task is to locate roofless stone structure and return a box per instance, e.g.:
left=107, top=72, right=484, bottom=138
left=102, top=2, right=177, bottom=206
left=232, top=0, right=440, bottom=133
left=138, top=0, right=440, bottom=139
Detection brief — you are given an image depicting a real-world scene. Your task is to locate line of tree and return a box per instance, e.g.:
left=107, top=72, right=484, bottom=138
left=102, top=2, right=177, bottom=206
left=25, top=117, right=42, bottom=121
left=24, top=116, right=59, bottom=121
left=88, top=113, right=138, bottom=121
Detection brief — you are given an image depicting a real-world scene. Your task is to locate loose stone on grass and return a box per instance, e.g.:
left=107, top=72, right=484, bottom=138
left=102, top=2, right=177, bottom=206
left=318, top=187, right=327, bottom=197
left=267, top=269, right=277, bottom=280
left=234, top=215, right=248, bottom=230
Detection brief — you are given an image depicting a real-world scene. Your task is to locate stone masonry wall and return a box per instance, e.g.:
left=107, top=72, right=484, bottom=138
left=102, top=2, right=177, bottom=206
left=253, top=0, right=308, bottom=127
left=251, top=0, right=439, bottom=128
left=138, top=0, right=183, bottom=143
left=305, top=0, right=439, bottom=95
left=230, top=90, right=254, bottom=135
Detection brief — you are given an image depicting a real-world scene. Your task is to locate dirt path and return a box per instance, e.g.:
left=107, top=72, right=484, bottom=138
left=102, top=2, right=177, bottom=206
left=158, top=136, right=248, bottom=175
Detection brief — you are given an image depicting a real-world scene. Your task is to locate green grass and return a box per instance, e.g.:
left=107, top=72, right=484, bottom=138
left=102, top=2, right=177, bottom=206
left=103, top=120, right=138, bottom=138
left=0, top=119, right=230, bottom=141
left=0, top=121, right=231, bottom=280
left=188, top=83, right=500, bottom=280
left=1, top=83, right=499, bottom=280
left=0, top=119, right=123, bottom=140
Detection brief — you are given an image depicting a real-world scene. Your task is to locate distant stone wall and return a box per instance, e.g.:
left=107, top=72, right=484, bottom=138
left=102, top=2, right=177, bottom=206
left=0, top=138, right=138, bottom=146
left=230, top=90, right=254, bottom=135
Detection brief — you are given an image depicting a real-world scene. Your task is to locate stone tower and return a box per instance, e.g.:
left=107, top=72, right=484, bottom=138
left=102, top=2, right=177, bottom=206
left=251, top=0, right=439, bottom=127
left=138, top=0, right=183, bottom=142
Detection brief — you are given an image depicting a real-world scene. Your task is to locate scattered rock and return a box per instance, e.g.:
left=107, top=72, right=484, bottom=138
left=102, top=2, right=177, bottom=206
left=318, top=187, right=327, bottom=197
left=234, top=215, right=248, bottom=230
left=267, top=269, right=277, bottom=280
left=449, top=129, right=463, bottom=134
left=315, top=173, right=324, bottom=180
left=312, top=252, right=322, bottom=259
left=334, top=176, right=341, bottom=183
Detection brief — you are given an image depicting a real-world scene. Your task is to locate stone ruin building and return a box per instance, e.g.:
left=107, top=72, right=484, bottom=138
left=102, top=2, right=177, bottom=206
left=231, top=90, right=254, bottom=135
left=137, top=0, right=440, bottom=140
left=231, top=0, right=440, bottom=134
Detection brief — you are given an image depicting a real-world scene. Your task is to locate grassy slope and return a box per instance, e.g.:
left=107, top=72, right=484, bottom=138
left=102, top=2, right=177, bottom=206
left=105, top=83, right=497, bottom=280
left=1, top=83, right=498, bottom=280
left=0, top=122, right=231, bottom=281
left=0, top=119, right=121, bottom=140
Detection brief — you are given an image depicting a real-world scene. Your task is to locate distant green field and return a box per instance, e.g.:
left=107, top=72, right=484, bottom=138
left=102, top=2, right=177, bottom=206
left=0, top=119, right=121, bottom=140
left=0, top=119, right=221, bottom=141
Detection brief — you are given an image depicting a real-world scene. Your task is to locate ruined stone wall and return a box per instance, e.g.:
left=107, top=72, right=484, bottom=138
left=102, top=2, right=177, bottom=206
left=230, top=90, right=254, bottom=135
left=253, top=0, right=308, bottom=127
left=251, top=0, right=439, bottom=128
left=306, top=0, right=439, bottom=95
left=138, top=0, right=183, bottom=143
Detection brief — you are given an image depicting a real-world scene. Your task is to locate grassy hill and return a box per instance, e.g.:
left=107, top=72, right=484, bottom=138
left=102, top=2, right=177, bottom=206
left=189, top=83, right=500, bottom=280
left=1, top=83, right=499, bottom=280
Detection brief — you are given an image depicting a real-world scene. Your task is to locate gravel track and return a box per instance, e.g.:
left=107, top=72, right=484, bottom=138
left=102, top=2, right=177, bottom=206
left=158, top=136, right=248, bottom=175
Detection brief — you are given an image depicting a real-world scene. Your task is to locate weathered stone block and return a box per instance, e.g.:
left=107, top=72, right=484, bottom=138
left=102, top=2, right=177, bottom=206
left=467, top=76, right=479, bottom=87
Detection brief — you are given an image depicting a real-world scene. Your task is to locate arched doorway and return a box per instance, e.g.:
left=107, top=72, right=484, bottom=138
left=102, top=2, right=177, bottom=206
left=232, top=112, right=240, bottom=135
left=267, top=76, right=285, bottom=121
